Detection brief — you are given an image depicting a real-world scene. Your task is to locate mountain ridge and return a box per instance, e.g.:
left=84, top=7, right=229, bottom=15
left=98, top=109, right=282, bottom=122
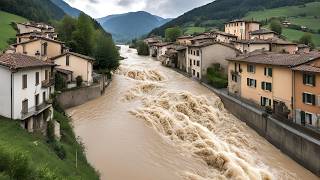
left=98, top=11, right=172, bottom=42
left=50, top=0, right=82, bottom=17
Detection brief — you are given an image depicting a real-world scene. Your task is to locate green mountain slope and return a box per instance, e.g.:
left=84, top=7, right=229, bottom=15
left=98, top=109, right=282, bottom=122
left=0, top=112, right=99, bottom=179
left=0, top=0, right=65, bottom=22
left=50, top=0, right=82, bottom=17
left=0, top=11, right=27, bottom=51
left=245, top=2, right=320, bottom=47
left=150, top=0, right=317, bottom=36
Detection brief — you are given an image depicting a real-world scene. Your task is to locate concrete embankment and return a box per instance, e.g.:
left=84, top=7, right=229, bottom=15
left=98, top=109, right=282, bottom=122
left=201, top=82, right=320, bottom=176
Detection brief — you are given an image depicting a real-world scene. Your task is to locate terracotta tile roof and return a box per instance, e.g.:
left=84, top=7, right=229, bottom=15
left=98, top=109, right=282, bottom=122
left=0, top=53, right=55, bottom=71
left=211, top=31, right=238, bottom=38
left=154, top=42, right=173, bottom=47
left=227, top=51, right=320, bottom=67
left=233, top=39, right=270, bottom=44
left=56, top=68, right=73, bottom=75
left=292, top=64, right=320, bottom=73
left=177, top=35, right=193, bottom=39
left=226, top=19, right=260, bottom=24
left=51, top=52, right=95, bottom=62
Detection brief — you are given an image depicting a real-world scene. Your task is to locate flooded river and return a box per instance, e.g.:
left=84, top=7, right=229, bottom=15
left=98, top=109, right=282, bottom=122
left=68, top=46, right=318, bottom=180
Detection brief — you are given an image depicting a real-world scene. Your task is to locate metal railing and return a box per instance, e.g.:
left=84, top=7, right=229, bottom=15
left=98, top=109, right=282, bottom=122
left=21, top=101, right=52, bottom=120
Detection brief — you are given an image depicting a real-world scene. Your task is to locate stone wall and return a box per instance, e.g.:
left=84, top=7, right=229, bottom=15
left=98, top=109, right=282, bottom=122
left=201, top=83, right=320, bottom=176
left=57, top=84, right=102, bottom=109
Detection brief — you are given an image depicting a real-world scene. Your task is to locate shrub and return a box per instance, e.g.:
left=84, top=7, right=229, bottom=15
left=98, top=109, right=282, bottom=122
left=207, top=66, right=228, bottom=89
left=47, top=120, right=55, bottom=143
left=137, top=41, right=150, bottom=56
left=270, top=20, right=282, bottom=35
left=51, top=142, right=66, bottom=160
left=76, top=76, right=83, bottom=87
left=55, top=73, right=66, bottom=91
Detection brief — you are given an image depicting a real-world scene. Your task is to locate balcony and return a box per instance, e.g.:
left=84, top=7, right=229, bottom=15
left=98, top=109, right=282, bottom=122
left=42, top=78, right=54, bottom=88
left=21, top=101, right=52, bottom=120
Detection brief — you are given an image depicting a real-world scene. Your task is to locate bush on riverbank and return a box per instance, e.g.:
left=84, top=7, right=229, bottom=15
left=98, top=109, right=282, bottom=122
left=207, top=64, right=228, bottom=89
left=0, top=114, right=99, bottom=179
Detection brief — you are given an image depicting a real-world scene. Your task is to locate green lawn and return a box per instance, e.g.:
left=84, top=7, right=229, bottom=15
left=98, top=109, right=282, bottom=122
left=282, top=28, right=320, bottom=47
left=0, top=10, right=27, bottom=51
left=0, top=112, right=99, bottom=179
left=184, top=26, right=206, bottom=35
left=287, top=16, right=320, bottom=31
left=245, top=2, right=320, bottom=21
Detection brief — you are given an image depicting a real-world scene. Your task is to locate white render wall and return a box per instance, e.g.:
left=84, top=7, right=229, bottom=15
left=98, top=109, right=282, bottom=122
left=12, top=67, right=53, bottom=120
left=0, top=67, right=13, bottom=118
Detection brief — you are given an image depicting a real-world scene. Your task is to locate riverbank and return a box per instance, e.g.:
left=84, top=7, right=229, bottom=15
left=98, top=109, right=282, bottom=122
left=0, top=112, right=99, bottom=179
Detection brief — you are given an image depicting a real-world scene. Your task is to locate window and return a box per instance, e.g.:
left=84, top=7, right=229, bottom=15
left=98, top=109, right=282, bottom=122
left=22, top=74, right=27, bottom=89
left=247, top=78, right=256, bottom=88
left=301, top=111, right=313, bottom=125
left=231, top=74, right=238, bottom=82
left=192, top=70, right=195, bottom=75
left=261, top=97, right=272, bottom=107
left=193, top=60, right=196, bottom=65
left=189, top=59, right=192, bottom=66
left=66, top=55, right=70, bottom=66
left=197, top=61, right=200, bottom=67
left=45, top=70, right=48, bottom=81
left=35, top=72, right=39, bottom=85
left=196, top=50, right=200, bottom=56
left=22, top=45, right=27, bottom=54
left=197, top=72, right=200, bottom=78
left=41, top=42, right=48, bottom=56
left=22, top=99, right=28, bottom=114
left=264, top=67, right=272, bottom=77
left=35, top=94, right=39, bottom=106
left=43, top=92, right=46, bottom=103
left=261, top=82, right=272, bottom=92
left=306, top=113, right=313, bottom=125
left=303, top=73, right=316, bottom=86
left=247, top=64, right=255, bottom=73
left=302, top=93, right=316, bottom=105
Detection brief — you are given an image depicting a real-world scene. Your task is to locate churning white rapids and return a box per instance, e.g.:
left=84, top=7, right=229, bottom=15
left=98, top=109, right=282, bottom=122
left=67, top=46, right=318, bottom=180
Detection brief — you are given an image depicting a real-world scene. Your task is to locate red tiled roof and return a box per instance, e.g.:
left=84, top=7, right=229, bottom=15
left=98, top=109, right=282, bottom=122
left=227, top=51, right=320, bottom=67
left=12, top=37, right=64, bottom=46
left=51, top=52, right=95, bottom=62
left=292, top=64, right=320, bottom=73
left=0, top=53, right=55, bottom=71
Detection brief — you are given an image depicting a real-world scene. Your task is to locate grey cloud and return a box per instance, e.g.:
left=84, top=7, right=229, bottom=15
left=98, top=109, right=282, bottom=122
left=88, top=0, right=99, bottom=4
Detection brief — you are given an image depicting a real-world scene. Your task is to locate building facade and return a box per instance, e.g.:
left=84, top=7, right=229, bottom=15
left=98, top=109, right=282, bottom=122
left=0, top=53, right=55, bottom=132
left=225, top=20, right=260, bottom=40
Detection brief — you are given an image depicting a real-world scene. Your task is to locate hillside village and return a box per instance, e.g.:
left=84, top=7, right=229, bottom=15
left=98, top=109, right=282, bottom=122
left=144, top=19, right=320, bottom=131
left=0, top=21, right=99, bottom=134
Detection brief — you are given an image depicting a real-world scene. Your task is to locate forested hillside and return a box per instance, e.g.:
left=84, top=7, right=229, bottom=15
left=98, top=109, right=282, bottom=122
left=150, top=0, right=318, bottom=36
left=0, top=0, right=65, bottom=22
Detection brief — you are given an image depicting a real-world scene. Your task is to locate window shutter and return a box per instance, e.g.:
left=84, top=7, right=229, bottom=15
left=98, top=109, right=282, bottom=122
left=260, top=97, right=263, bottom=106
left=269, top=68, right=273, bottom=77
left=264, top=68, right=267, bottom=76
left=301, top=111, right=306, bottom=122
left=303, top=74, right=307, bottom=85
left=296, top=109, right=301, bottom=124
left=312, top=74, right=316, bottom=86
left=270, top=83, right=272, bottom=91
left=254, top=80, right=257, bottom=87
left=302, top=93, right=306, bottom=103
left=312, top=95, right=316, bottom=105
left=261, top=82, right=265, bottom=90
left=247, top=78, right=250, bottom=86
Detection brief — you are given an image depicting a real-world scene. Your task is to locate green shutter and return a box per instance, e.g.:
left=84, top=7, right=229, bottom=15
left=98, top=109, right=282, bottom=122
left=312, top=74, right=316, bottom=86
left=269, top=68, right=273, bottom=77
left=312, top=95, right=316, bottom=105
left=303, top=74, right=307, bottom=84
left=264, top=68, right=267, bottom=76
left=301, top=111, right=306, bottom=122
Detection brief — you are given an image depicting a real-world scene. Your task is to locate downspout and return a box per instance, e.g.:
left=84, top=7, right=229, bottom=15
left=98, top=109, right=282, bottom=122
left=11, top=72, right=13, bottom=120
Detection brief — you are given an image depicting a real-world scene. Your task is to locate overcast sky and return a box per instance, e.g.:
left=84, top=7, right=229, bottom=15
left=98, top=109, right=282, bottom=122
left=64, top=0, right=213, bottom=18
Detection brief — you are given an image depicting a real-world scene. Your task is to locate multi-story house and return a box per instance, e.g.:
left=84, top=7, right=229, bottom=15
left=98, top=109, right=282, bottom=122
left=224, top=19, right=260, bottom=40
left=209, top=31, right=238, bottom=43
left=292, top=57, right=320, bottom=128
left=51, top=51, right=95, bottom=86
left=249, top=29, right=278, bottom=40
left=0, top=53, right=55, bottom=132
left=154, top=42, right=173, bottom=60
left=232, top=39, right=271, bottom=53
left=187, top=42, right=240, bottom=79
left=227, top=51, right=320, bottom=119
left=13, top=37, right=65, bottom=61
left=176, top=35, right=193, bottom=46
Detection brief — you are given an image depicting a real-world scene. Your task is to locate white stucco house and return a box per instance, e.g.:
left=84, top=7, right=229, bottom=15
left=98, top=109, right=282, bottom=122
left=0, top=53, right=55, bottom=133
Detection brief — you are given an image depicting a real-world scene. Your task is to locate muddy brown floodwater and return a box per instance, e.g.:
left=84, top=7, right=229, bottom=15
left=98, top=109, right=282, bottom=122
left=68, top=45, right=318, bottom=180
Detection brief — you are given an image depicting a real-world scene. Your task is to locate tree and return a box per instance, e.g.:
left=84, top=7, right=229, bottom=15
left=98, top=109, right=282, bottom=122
left=270, top=20, right=282, bottom=35
left=56, top=16, right=77, bottom=43
left=299, top=33, right=315, bottom=49
left=94, top=31, right=120, bottom=72
left=165, top=27, right=182, bottom=42
left=72, top=13, right=95, bottom=56
left=137, top=41, right=150, bottom=56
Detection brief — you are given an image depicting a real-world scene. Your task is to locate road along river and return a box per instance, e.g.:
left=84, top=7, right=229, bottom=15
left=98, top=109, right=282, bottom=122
left=68, top=45, right=318, bottom=180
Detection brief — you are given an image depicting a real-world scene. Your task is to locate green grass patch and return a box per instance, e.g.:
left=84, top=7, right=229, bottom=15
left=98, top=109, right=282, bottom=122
left=282, top=28, right=320, bottom=47
left=0, top=11, right=27, bottom=51
left=184, top=27, right=207, bottom=35
left=287, top=16, right=320, bottom=31
left=0, top=113, right=99, bottom=179
left=245, top=2, right=320, bottom=21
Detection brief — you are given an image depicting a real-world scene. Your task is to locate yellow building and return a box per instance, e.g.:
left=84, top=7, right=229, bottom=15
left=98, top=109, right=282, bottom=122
left=227, top=51, right=320, bottom=119
left=13, top=37, right=65, bottom=61
left=225, top=19, right=260, bottom=40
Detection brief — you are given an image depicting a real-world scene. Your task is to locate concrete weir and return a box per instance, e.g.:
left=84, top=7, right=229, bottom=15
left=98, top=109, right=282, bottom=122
left=202, top=83, right=320, bottom=176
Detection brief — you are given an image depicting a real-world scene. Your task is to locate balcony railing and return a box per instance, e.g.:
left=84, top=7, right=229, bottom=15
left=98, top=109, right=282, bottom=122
left=21, top=101, right=52, bottom=120
left=42, top=78, right=55, bottom=88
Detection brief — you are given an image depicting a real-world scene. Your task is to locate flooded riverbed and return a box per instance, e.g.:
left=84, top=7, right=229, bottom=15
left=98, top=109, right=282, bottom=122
left=68, top=46, right=318, bottom=180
